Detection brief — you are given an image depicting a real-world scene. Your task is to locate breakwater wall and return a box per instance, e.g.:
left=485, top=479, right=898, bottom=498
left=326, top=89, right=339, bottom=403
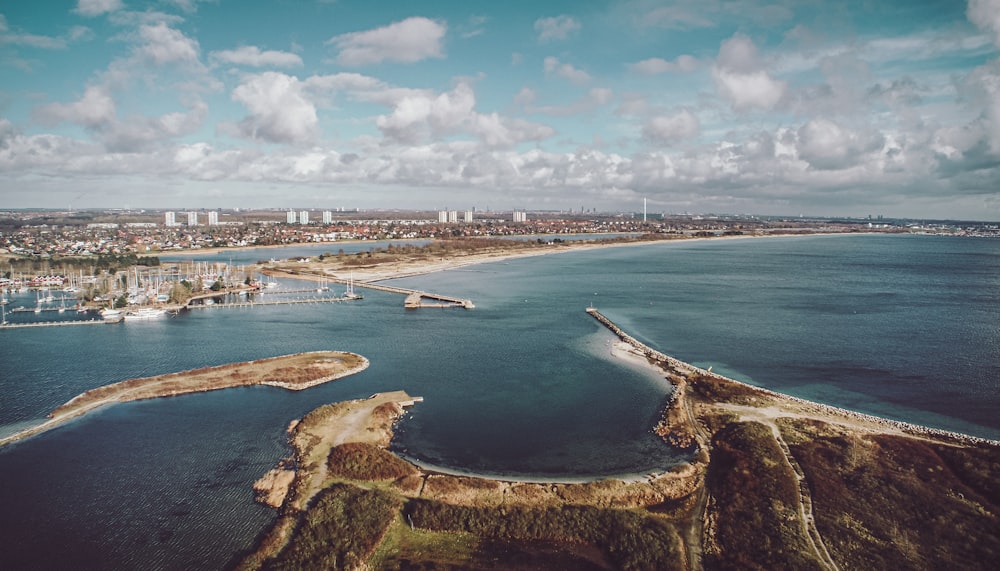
left=585, top=307, right=1000, bottom=448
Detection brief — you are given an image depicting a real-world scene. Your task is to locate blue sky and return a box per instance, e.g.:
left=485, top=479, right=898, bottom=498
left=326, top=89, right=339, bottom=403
left=1, top=0, right=999, bottom=220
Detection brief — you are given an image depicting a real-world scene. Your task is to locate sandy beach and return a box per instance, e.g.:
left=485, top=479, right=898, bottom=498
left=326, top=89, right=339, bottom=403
left=254, top=231, right=853, bottom=284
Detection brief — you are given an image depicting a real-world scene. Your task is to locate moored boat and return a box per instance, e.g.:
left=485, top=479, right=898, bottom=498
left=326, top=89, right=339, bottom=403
left=123, top=307, right=166, bottom=320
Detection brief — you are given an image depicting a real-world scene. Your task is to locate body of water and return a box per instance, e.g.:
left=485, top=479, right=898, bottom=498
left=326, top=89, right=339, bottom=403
left=0, top=233, right=996, bottom=569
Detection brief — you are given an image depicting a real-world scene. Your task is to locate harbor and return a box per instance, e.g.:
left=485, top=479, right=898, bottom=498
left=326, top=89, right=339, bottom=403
left=0, top=271, right=476, bottom=329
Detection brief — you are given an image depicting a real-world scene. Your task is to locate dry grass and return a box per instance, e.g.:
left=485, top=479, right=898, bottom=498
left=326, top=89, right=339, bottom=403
left=50, top=351, right=367, bottom=419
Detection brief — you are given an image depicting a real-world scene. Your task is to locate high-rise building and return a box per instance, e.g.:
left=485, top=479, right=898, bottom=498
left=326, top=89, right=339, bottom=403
left=513, top=211, right=527, bottom=222
left=164, top=211, right=175, bottom=226
left=322, top=211, right=332, bottom=224
left=438, top=210, right=448, bottom=223
left=464, top=210, right=473, bottom=223
left=187, top=211, right=198, bottom=226
left=208, top=211, right=219, bottom=226
left=286, top=210, right=297, bottom=224
left=447, top=210, right=458, bottom=223
left=299, top=210, right=309, bottom=225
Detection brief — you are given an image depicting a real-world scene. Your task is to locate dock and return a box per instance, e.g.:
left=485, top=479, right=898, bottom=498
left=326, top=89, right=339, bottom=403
left=186, top=295, right=361, bottom=310
left=322, top=276, right=475, bottom=309
left=0, top=318, right=115, bottom=329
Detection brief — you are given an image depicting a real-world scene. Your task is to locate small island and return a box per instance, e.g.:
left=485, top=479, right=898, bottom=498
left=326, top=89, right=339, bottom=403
left=0, top=351, right=369, bottom=448
left=237, top=315, right=1000, bottom=571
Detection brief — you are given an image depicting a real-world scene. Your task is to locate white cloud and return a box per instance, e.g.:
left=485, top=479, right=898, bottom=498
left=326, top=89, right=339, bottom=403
left=0, top=15, right=67, bottom=49
left=543, top=56, right=591, bottom=84
left=304, top=72, right=386, bottom=94
left=534, top=15, right=581, bottom=42
left=374, top=82, right=553, bottom=147
left=163, top=0, right=211, bottom=13
left=642, top=6, right=714, bottom=29
left=75, top=0, right=124, bottom=17
left=230, top=72, right=318, bottom=144
left=327, top=17, right=446, bottom=66
left=526, top=88, right=614, bottom=116
left=100, top=101, right=207, bottom=151
left=33, top=84, right=208, bottom=151
left=713, top=34, right=786, bottom=111
left=35, top=85, right=117, bottom=128
left=210, top=46, right=303, bottom=68
left=643, top=110, right=701, bottom=143
left=138, top=22, right=199, bottom=65
left=795, top=118, right=882, bottom=171
left=513, top=87, right=536, bottom=106
left=627, top=55, right=697, bottom=75
left=968, top=0, right=1000, bottom=48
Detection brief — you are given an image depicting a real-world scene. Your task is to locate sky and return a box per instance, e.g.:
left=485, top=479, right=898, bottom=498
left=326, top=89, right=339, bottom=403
left=1, top=1, right=1000, bottom=220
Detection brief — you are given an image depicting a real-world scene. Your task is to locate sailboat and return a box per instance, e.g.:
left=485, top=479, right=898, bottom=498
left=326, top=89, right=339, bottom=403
left=101, top=297, right=123, bottom=321
left=343, top=273, right=362, bottom=300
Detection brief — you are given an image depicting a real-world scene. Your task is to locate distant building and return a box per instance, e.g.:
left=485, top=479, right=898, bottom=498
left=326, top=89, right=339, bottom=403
left=187, top=212, right=198, bottom=226
left=299, top=210, right=309, bottom=225
left=513, top=211, right=527, bottom=223
left=464, top=210, right=473, bottom=223
left=322, top=211, right=332, bottom=224
left=164, top=211, right=176, bottom=227
left=447, top=210, right=458, bottom=223
left=207, top=211, right=219, bottom=226
left=286, top=210, right=297, bottom=224
left=437, top=210, right=448, bottom=223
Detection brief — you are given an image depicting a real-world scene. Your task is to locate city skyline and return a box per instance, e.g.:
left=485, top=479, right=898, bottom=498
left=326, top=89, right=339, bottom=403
left=2, top=1, right=1000, bottom=220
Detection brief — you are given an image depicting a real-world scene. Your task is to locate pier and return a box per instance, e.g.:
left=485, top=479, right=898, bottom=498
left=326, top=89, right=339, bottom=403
left=0, top=318, right=114, bottom=329
left=186, top=295, right=361, bottom=310
left=325, top=276, right=475, bottom=309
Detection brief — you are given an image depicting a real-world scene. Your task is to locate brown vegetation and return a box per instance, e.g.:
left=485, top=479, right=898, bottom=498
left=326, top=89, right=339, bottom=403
left=327, top=443, right=419, bottom=481
left=239, top=310, right=1000, bottom=571
left=778, top=418, right=1000, bottom=570
left=704, top=421, right=823, bottom=570
left=0, top=351, right=369, bottom=449
left=50, top=351, right=367, bottom=418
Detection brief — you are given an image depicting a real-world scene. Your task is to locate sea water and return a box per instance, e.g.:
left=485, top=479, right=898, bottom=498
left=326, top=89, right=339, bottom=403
left=0, top=233, right=996, bottom=569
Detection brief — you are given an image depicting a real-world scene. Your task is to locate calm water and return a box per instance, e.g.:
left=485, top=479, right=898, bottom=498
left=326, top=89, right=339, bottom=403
left=0, top=234, right=997, bottom=569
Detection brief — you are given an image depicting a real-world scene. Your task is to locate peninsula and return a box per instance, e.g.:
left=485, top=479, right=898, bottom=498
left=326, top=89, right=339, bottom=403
left=0, top=351, right=369, bottom=448
left=239, top=314, right=1000, bottom=571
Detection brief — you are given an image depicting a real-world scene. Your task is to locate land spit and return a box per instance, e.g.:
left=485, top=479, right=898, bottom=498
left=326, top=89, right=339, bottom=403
left=0, top=351, right=369, bottom=448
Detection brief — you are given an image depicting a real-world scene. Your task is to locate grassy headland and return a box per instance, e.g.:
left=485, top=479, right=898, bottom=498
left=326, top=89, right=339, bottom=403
left=238, top=311, right=1000, bottom=571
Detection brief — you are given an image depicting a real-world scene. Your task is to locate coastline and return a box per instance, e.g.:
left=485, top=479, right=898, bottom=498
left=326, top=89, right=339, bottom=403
left=589, top=308, right=1000, bottom=448
left=242, top=314, right=1000, bottom=569
left=0, top=351, right=369, bottom=449
left=258, top=231, right=868, bottom=284
left=257, top=231, right=997, bottom=450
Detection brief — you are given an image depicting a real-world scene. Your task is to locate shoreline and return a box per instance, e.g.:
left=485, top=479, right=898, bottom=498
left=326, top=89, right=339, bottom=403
left=260, top=231, right=869, bottom=284
left=588, top=308, right=1000, bottom=448
left=0, top=351, right=369, bottom=449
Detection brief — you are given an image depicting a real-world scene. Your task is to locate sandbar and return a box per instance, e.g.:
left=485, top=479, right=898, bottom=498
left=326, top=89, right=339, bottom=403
left=0, top=351, right=369, bottom=448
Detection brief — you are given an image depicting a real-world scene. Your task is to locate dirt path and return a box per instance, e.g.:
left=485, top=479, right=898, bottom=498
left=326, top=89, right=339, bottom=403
left=719, top=404, right=839, bottom=571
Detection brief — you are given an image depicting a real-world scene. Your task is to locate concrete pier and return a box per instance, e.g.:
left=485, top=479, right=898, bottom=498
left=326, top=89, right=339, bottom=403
left=0, top=318, right=115, bottom=329
left=304, top=274, right=474, bottom=309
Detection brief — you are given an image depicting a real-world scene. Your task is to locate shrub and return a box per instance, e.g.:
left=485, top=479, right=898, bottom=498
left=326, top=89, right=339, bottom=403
left=326, top=443, right=418, bottom=481
left=265, top=484, right=401, bottom=570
